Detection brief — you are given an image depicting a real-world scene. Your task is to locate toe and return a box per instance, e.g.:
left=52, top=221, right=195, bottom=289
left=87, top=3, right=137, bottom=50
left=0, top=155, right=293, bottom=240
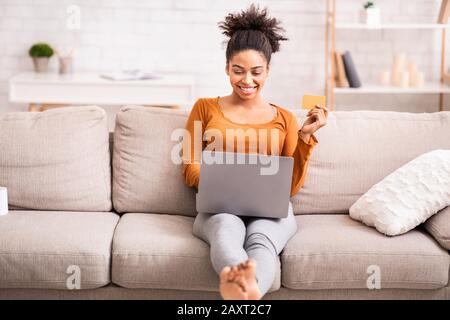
left=246, top=259, right=257, bottom=270
left=221, top=266, right=231, bottom=275
left=235, top=277, right=248, bottom=292
left=220, top=266, right=231, bottom=282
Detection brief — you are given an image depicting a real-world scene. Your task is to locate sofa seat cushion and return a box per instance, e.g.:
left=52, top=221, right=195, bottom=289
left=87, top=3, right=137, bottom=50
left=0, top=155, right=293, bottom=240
left=282, top=215, right=449, bottom=290
left=0, top=211, right=119, bottom=289
left=112, top=213, right=281, bottom=292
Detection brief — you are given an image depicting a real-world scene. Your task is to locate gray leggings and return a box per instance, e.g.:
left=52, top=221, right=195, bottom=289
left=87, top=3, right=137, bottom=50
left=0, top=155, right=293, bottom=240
left=193, top=202, right=297, bottom=296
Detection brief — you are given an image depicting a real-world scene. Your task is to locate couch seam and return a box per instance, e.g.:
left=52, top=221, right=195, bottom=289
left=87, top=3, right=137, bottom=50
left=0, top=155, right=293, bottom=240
left=0, top=280, right=105, bottom=284
left=282, top=252, right=448, bottom=258
left=0, top=108, right=104, bottom=121
left=112, top=253, right=208, bottom=258
left=122, top=107, right=188, bottom=118
left=284, top=279, right=446, bottom=284
left=114, top=280, right=215, bottom=285
left=103, top=135, right=111, bottom=211
left=111, top=252, right=447, bottom=258
left=0, top=253, right=109, bottom=257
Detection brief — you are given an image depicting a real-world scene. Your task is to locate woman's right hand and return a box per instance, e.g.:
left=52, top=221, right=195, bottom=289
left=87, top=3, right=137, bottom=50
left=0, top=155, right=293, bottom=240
left=300, top=104, right=329, bottom=137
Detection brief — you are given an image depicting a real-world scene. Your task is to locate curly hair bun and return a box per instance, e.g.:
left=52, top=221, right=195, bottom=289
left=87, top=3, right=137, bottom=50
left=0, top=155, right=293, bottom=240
left=218, top=4, right=287, bottom=53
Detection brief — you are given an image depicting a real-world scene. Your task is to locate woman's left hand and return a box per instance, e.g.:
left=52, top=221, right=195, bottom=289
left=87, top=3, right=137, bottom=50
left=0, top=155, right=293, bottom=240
left=300, top=104, right=329, bottom=136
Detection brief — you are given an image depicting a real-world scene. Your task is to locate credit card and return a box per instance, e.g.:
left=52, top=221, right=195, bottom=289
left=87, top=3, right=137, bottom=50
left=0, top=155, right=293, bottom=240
left=302, top=95, right=326, bottom=110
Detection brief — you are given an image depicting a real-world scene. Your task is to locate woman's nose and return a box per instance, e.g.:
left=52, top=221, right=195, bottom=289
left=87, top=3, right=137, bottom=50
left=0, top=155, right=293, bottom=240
left=243, top=73, right=253, bottom=84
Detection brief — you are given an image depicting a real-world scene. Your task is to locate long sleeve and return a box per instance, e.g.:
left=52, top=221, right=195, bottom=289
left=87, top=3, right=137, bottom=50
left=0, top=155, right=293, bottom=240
left=182, top=99, right=206, bottom=189
left=282, top=114, right=318, bottom=197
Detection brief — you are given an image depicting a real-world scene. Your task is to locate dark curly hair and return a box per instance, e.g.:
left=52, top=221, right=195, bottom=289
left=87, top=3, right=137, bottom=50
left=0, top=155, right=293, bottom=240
left=218, top=4, right=288, bottom=65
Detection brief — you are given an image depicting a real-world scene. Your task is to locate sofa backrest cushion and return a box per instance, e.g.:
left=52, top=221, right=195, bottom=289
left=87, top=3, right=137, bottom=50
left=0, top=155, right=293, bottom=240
left=113, top=106, right=196, bottom=216
left=0, top=106, right=112, bottom=212
left=291, top=110, right=450, bottom=214
left=112, top=106, right=450, bottom=216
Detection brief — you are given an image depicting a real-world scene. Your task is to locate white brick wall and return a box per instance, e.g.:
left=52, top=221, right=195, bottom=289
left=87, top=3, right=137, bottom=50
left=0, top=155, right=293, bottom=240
left=0, top=0, right=447, bottom=120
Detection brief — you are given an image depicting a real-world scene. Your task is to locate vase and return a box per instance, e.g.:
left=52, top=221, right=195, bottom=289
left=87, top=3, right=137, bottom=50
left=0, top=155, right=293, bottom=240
left=32, top=57, right=49, bottom=73
left=58, top=56, right=73, bottom=74
left=360, top=7, right=381, bottom=27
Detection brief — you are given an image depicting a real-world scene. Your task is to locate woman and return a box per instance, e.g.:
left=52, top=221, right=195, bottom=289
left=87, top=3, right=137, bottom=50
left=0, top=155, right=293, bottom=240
left=182, top=5, right=328, bottom=300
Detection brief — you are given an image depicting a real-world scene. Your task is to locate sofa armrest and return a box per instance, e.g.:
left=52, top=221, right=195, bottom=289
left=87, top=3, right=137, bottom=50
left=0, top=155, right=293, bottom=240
left=424, top=206, right=450, bottom=250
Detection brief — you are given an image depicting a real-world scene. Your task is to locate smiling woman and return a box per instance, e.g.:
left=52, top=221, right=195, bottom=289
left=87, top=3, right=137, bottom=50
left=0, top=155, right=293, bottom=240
left=181, top=4, right=328, bottom=301
left=219, top=3, right=287, bottom=107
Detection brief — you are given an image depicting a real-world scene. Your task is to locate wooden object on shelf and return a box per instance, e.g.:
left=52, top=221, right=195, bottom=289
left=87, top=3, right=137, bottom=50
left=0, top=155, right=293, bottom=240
left=334, top=52, right=349, bottom=87
left=438, top=0, right=450, bottom=23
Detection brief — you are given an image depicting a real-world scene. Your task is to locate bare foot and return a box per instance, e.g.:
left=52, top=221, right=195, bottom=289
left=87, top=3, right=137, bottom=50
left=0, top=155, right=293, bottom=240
left=220, top=266, right=248, bottom=300
left=237, top=259, right=262, bottom=300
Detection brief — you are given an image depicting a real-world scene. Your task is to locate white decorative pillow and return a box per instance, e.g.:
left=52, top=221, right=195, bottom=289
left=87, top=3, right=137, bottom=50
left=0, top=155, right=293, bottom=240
left=349, top=149, right=450, bottom=236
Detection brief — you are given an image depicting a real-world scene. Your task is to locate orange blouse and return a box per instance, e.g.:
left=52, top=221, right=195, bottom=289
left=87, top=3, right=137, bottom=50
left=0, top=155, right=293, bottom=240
left=182, top=97, right=318, bottom=197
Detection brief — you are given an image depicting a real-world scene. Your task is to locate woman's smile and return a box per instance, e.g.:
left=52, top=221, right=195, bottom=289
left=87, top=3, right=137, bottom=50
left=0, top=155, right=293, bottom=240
left=237, top=85, right=258, bottom=95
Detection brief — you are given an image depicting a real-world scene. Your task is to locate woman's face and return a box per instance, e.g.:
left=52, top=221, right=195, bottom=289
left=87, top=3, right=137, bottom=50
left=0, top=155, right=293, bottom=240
left=226, top=49, right=269, bottom=101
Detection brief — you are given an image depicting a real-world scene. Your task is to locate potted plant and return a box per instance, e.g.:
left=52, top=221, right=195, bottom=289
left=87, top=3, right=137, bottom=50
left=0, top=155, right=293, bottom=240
left=360, top=1, right=381, bottom=27
left=28, top=43, right=54, bottom=73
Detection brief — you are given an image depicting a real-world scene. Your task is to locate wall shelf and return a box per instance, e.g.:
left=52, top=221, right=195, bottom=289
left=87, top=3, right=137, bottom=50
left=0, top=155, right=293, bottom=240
left=335, top=23, right=450, bottom=30
left=325, top=0, right=449, bottom=112
left=334, top=82, right=450, bottom=94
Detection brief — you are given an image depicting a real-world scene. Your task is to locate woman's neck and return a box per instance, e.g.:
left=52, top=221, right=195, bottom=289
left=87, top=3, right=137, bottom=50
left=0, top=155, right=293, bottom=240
left=228, top=92, right=265, bottom=109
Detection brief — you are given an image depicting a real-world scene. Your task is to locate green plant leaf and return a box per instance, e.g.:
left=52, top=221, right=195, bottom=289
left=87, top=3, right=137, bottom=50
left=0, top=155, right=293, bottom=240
left=28, top=43, right=54, bottom=58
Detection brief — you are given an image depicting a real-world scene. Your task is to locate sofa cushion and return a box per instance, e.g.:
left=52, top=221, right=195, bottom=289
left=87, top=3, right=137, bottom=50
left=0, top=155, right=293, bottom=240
left=0, top=211, right=119, bottom=289
left=113, top=106, right=450, bottom=216
left=113, top=106, right=196, bottom=216
left=425, top=206, right=450, bottom=250
left=291, top=110, right=450, bottom=214
left=0, top=106, right=112, bottom=211
left=111, top=213, right=280, bottom=292
left=350, top=149, right=450, bottom=236
left=282, top=215, right=449, bottom=290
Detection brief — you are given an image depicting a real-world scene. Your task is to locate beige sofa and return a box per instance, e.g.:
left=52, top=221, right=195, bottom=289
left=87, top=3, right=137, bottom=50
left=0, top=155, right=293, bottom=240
left=0, top=105, right=449, bottom=300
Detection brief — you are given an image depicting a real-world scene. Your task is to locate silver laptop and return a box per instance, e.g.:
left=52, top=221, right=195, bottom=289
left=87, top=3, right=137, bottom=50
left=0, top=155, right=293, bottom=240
left=196, top=151, right=293, bottom=218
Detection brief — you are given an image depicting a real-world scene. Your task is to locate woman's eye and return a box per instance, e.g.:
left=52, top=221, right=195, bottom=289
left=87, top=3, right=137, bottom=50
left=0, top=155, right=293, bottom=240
left=233, top=71, right=261, bottom=76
